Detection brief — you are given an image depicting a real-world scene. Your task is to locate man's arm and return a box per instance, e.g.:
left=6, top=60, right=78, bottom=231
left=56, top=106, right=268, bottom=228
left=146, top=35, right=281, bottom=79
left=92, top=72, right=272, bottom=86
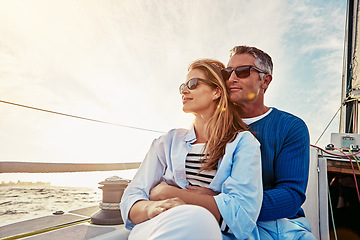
left=259, top=118, right=310, bottom=221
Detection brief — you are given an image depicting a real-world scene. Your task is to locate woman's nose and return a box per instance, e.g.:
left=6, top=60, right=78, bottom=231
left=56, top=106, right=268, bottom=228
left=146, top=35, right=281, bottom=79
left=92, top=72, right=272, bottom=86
left=181, top=86, right=190, bottom=94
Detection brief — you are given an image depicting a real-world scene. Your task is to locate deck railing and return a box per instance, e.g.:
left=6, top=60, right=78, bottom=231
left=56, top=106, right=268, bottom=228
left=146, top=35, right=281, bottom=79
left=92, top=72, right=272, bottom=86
left=0, top=161, right=141, bottom=173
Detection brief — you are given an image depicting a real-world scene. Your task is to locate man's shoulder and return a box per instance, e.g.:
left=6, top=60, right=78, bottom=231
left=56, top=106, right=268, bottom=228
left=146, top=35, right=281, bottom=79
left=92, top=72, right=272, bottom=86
left=271, top=107, right=299, bottom=118
left=252, top=108, right=309, bottom=145
left=252, top=108, right=308, bottom=133
left=269, top=108, right=306, bottom=125
left=269, top=108, right=309, bottom=137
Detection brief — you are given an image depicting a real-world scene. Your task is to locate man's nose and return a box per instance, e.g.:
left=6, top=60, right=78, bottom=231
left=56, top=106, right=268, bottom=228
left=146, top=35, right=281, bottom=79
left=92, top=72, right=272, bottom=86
left=228, top=71, right=238, bottom=83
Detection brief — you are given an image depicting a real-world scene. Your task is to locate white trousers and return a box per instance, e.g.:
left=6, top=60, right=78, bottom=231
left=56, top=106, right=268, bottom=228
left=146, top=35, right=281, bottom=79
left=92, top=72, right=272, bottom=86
left=129, top=205, right=222, bottom=240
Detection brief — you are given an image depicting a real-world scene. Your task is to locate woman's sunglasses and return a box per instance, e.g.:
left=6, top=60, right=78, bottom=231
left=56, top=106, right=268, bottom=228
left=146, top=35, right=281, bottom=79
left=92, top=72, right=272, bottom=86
left=179, top=78, right=217, bottom=94
left=221, top=65, right=267, bottom=81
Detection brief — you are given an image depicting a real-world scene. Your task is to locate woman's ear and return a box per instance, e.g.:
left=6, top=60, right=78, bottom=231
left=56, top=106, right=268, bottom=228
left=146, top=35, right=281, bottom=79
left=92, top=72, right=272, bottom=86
left=213, top=88, right=221, bottom=101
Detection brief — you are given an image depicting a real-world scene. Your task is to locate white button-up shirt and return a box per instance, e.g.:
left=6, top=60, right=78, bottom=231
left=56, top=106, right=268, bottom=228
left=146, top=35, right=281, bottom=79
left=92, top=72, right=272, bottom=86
left=120, top=127, right=262, bottom=239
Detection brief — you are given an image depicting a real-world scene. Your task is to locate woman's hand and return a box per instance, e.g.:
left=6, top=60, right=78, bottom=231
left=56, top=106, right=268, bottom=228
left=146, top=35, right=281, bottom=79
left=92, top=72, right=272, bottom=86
left=147, top=182, right=220, bottom=222
left=146, top=197, right=185, bottom=219
left=185, top=185, right=218, bottom=196
left=149, top=181, right=180, bottom=201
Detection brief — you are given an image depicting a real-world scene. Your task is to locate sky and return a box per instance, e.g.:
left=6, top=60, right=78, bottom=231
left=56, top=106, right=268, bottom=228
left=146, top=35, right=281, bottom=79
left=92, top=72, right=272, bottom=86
left=0, top=0, right=348, bottom=186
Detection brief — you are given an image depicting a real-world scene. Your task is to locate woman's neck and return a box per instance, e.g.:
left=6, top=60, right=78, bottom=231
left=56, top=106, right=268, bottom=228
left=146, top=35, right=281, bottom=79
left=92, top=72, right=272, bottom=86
left=193, top=115, right=210, bottom=143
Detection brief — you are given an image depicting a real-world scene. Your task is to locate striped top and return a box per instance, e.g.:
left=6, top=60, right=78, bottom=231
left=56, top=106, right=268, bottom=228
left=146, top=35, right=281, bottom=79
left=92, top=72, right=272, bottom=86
left=185, top=143, right=216, bottom=187
left=185, top=143, right=230, bottom=233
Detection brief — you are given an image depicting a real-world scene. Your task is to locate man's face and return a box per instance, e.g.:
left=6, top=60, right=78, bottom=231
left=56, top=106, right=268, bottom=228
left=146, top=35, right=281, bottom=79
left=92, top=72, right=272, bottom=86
left=226, top=53, right=264, bottom=105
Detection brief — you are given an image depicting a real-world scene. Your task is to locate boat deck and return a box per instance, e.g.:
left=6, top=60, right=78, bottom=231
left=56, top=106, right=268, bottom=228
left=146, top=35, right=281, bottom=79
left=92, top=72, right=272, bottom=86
left=0, top=205, right=130, bottom=239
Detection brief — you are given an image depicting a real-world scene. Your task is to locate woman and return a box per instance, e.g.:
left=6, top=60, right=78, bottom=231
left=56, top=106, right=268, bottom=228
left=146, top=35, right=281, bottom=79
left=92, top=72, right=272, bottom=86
left=120, top=59, right=262, bottom=240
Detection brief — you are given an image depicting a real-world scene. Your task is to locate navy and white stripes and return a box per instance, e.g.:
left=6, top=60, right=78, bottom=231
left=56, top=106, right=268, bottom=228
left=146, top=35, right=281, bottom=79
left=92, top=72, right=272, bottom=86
left=185, top=143, right=231, bottom=234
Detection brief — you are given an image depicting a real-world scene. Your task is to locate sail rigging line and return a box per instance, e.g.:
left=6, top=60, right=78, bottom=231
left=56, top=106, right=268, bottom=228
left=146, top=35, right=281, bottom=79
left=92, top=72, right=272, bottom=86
left=311, top=144, right=360, bottom=203
left=345, top=97, right=360, bottom=102
left=349, top=149, right=360, bottom=172
left=310, top=144, right=360, bottom=157
left=314, top=106, right=341, bottom=145
left=0, top=99, right=165, bottom=134
left=310, top=144, right=341, bottom=239
left=334, top=147, right=360, bottom=204
left=328, top=182, right=338, bottom=240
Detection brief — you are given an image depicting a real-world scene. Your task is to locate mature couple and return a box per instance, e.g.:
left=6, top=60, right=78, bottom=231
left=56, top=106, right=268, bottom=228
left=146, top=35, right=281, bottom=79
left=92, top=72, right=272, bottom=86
left=120, top=46, right=316, bottom=240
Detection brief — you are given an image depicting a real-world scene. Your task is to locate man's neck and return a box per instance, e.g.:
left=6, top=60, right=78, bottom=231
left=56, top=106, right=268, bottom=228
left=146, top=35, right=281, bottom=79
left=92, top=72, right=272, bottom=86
left=237, top=104, right=270, bottom=118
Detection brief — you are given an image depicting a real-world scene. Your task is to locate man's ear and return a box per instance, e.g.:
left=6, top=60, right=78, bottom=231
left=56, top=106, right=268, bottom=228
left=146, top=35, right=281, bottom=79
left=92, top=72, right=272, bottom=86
left=213, top=88, right=221, bottom=101
left=262, top=74, right=272, bottom=90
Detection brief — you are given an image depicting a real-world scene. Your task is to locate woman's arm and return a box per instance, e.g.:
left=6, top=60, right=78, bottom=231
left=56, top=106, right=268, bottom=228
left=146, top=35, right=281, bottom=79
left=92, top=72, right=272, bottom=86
left=149, top=181, right=221, bottom=221
left=213, top=132, right=262, bottom=239
left=129, top=197, right=185, bottom=224
left=150, top=131, right=263, bottom=240
left=120, top=138, right=167, bottom=229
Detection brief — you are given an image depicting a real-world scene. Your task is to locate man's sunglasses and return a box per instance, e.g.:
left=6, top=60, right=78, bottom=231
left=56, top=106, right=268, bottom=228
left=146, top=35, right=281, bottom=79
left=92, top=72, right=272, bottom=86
left=179, top=78, right=217, bottom=94
left=221, top=65, right=267, bottom=81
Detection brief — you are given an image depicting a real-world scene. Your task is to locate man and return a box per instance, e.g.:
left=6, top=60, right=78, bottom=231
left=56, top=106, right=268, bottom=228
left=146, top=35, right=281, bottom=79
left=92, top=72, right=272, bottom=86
left=222, top=45, right=316, bottom=239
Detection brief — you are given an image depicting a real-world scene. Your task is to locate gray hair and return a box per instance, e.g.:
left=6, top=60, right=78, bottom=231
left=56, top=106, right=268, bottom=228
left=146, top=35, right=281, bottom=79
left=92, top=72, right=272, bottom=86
left=230, top=46, right=273, bottom=78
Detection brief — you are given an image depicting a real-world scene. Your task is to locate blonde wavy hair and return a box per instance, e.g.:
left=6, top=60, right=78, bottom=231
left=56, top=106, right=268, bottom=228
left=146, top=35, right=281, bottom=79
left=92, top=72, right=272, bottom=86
left=188, top=59, right=249, bottom=171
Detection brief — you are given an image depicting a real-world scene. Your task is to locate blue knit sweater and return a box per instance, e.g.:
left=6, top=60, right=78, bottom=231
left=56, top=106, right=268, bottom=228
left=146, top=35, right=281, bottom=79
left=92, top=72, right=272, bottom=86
left=248, top=108, right=310, bottom=221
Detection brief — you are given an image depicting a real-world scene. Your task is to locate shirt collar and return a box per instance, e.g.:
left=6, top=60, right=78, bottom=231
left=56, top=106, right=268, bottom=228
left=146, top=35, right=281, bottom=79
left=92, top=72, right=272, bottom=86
left=184, top=125, right=197, bottom=143
left=242, top=107, right=273, bottom=125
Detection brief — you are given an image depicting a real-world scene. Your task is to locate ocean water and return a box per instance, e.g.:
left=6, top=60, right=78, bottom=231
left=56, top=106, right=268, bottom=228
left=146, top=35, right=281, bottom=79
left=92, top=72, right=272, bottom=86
left=0, top=185, right=102, bottom=227
left=0, top=170, right=137, bottom=227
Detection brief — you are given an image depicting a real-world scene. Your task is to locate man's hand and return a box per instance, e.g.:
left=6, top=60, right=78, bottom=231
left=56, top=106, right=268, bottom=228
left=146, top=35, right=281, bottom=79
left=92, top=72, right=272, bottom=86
left=185, top=185, right=218, bottom=196
left=146, top=197, right=185, bottom=219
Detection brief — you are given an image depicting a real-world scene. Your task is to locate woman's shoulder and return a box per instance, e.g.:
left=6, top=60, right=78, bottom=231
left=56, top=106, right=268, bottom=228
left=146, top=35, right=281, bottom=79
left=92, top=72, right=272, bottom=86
left=234, top=130, right=257, bottom=139
left=233, top=130, right=260, bottom=146
left=156, top=128, right=190, bottom=142
left=166, top=128, right=189, bottom=135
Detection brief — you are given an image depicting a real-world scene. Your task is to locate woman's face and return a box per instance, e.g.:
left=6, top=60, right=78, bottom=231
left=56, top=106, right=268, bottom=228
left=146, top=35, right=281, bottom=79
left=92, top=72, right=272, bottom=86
left=181, top=68, right=219, bottom=116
